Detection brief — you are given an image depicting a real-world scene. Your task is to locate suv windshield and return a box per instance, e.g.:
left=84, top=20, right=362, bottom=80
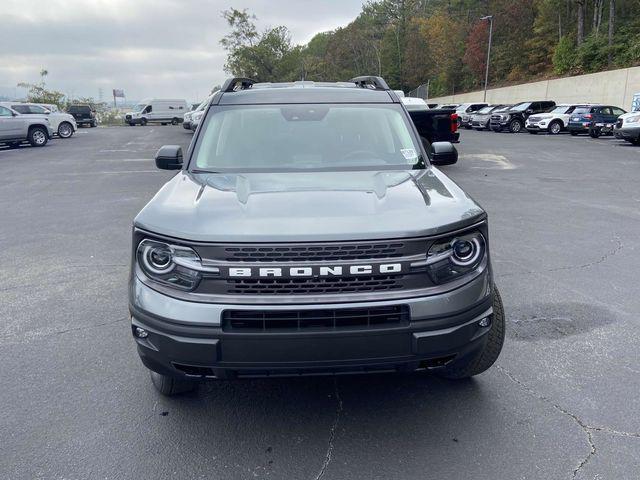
left=192, top=104, right=424, bottom=172
left=510, top=102, right=531, bottom=111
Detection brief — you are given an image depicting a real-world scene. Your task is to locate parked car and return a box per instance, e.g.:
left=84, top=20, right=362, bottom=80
left=190, top=109, right=205, bottom=131
left=0, top=104, right=53, bottom=147
left=406, top=105, right=460, bottom=144
left=567, top=105, right=627, bottom=136
left=183, top=96, right=212, bottom=130
left=67, top=104, right=97, bottom=127
left=124, top=99, right=190, bottom=126
left=130, top=76, right=504, bottom=396
left=614, top=112, right=640, bottom=145
left=456, top=103, right=488, bottom=128
left=490, top=101, right=556, bottom=133
left=1, top=102, right=77, bottom=138
left=525, top=104, right=593, bottom=135
left=470, top=105, right=510, bottom=130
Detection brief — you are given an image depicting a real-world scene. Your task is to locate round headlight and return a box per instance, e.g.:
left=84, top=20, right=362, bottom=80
left=140, top=243, right=175, bottom=274
left=451, top=237, right=482, bottom=266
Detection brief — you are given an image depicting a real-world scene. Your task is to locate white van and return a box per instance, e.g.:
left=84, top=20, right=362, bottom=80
left=124, top=99, right=190, bottom=126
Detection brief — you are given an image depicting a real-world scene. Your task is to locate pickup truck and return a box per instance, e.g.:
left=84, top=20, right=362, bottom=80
left=0, top=104, right=53, bottom=147
left=129, top=76, right=503, bottom=396
left=399, top=97, right=460, bottom=144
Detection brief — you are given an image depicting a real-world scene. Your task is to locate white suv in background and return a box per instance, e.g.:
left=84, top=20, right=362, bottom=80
left=525, top=104, right=592, bottom=135
left=0, top=102, right=77, bottom=138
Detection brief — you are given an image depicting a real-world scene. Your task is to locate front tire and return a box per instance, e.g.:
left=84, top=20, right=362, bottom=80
left=171, top=117, right=179, bottom=125
left=150, top=371, right=198, bottom=396
left=90, top=120, right=97, bottom=128
left=589, top=128, right=601, bottom=138
left=548, top=120, right=562, bottom=135
left=437, top=287, right=505, bottom=379
left=28, top=127, right=49, bottom=147
left=509, top=119, right=523, bottom=133
left=57, top=121, right=74, bottom=138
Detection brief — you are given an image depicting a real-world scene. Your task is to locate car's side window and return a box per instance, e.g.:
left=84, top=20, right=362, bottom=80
left=12, top=105, right=30, bottom=114
left=612, top=107, right=626, bottom=116
left=0, top=106, right=13, bottom=117
left=529, top=102, right=540, bottom=112
left=601, top=107, right=613, bottom=115
left=144, top=106, right=152, bottom=113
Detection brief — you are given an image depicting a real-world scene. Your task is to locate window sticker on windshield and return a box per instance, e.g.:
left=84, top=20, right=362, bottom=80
left=400, top=148, right=417, bottom=160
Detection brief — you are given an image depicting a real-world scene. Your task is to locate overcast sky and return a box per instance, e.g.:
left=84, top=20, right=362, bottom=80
left=0, top=0, right=366, bottom=102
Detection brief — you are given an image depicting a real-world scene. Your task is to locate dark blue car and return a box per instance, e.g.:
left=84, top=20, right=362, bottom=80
left=568, top=105, right=627, bottom=136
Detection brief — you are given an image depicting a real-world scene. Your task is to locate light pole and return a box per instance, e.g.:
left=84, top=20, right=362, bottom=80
left=481, top=15, right=493, bottom=103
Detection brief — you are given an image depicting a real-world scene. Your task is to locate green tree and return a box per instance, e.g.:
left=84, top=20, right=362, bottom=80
left=219, top=8, right=301, bottom=82
left=553, top=35, right=577, bottom=74
left=17, top=69, right=66, bottom=107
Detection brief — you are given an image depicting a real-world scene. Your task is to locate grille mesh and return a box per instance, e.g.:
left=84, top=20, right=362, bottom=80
left=223, top=243, right=405, bottom=262
left=226, top=275, right=405, bottom=295
left=223, top=305, right=409, bottom=332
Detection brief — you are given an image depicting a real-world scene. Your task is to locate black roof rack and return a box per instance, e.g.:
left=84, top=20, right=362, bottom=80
left=349, top=76, right=390, bottom=91
left=221, top=77, right=256, bottom=93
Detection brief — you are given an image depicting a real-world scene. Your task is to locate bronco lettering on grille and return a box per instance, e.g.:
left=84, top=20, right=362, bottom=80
left=225, top=263, right=404, bottom=279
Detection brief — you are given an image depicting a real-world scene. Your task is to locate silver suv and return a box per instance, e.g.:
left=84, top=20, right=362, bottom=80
left=130, top=76, right=505, bottom=396
left=0, top=105, right=53, bottom=147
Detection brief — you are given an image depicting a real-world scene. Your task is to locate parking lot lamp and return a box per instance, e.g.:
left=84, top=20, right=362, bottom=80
left=481, top=15, right=493, bottom=103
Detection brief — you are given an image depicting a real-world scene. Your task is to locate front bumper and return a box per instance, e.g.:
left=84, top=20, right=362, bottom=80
left=525, top=123, right=547, bottom=132
left=490, top=120, right=509, bottom=130
left=182, top=121, right=192, bottom=130
left=614, top=126, right=640, bottom=141
left=129, top=271, right=493, bottom=379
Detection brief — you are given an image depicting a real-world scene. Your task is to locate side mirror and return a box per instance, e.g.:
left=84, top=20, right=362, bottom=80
left=155, top=145, right=183, bottom=170
left=525, top=109, right=533, bottom=114
left=430, top=142, right=458, bottom=166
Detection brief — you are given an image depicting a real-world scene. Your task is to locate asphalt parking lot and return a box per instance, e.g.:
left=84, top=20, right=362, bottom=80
left=2, top=126, right=640, bottom=479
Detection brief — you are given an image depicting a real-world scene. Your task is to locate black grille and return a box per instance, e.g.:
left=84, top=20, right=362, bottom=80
left=125, top=114, right=131, bottom=120
left=226, top=275, right=405, bottom=295
left=223, top=243, right=405, bottom=262
left=223, top=305, right=409, bottom=332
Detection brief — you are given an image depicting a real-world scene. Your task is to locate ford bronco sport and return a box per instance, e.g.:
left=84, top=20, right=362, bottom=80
left=129, top=76, right=505, bottom=396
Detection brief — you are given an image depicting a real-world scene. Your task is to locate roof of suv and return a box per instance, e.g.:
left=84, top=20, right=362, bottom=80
left=217, top=79, right=398, bottom=105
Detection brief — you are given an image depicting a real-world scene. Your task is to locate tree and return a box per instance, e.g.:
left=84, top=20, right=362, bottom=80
left=576, top=0, right=585, bottom=45
left=219, top=8, right=300, bottom=82
left=17, top=69, right=66, bottom=107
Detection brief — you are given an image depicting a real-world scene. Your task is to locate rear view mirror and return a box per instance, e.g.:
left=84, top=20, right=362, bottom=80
left=155, top=145, right=183, bottom=170
left=430, top=142, right=458, bottom=166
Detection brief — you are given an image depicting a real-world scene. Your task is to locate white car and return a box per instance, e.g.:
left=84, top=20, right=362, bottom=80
left=525, top=104, right=593, bottom=135
left=614, top=111, right=640, bottom=145
left=188, top=92, right=217, bottom=131
left=190, top=109, right=205, bottom=131
left=0, top=102, right=77, bottom=138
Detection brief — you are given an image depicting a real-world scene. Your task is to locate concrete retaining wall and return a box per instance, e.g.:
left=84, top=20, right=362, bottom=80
left=425, top=66, right=640, bottom=110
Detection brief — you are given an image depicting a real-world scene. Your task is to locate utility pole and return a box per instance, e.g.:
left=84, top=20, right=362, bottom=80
left=481, top=15, right=493, bottom=103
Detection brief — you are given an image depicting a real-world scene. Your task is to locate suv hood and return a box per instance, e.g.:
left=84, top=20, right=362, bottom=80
left=135, top=169, right=485, bottom=242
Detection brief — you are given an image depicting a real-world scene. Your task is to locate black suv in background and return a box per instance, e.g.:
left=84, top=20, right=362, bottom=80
left=567, top=105, right=627, bottom=136
left=67, top=104, right=97, bottom=127
left=490, top=100, right=556, bottom=133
